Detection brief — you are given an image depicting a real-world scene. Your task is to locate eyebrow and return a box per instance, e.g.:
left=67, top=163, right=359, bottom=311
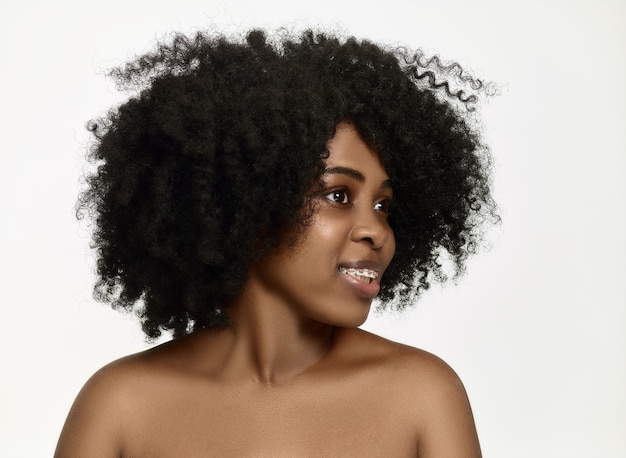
left=323, top=166, right=392, bottom=189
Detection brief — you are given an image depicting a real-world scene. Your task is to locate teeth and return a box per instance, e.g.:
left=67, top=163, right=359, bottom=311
left=339, top=266, right=379, bottom=283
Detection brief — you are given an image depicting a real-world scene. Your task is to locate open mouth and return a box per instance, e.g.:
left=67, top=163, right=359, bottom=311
left=338, top=266, right=379, bottom=284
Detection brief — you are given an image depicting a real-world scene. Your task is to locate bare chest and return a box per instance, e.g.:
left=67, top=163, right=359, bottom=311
left=122, top=380, right=418, bottom=457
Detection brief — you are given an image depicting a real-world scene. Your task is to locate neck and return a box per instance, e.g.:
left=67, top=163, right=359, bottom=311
left=217, top=273, right=335, bottom=385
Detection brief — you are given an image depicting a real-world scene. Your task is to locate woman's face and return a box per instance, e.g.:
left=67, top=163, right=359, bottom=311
left=250, top=123, right=396, bottom=327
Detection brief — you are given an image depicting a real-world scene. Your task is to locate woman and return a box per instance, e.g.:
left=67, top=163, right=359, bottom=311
left=56, top=29, right=496, bottom=456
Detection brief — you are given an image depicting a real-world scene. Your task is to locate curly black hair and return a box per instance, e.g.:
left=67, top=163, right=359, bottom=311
left=78, top=29, right=497, bottom=339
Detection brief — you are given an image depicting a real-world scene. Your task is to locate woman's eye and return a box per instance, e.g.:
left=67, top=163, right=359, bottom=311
left=324, top=190, right=349, bottom=204
left=374, top=199, right=391, bottom=215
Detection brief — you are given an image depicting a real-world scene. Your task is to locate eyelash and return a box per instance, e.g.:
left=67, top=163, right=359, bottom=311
left=322, top=188, right=391, bottom=215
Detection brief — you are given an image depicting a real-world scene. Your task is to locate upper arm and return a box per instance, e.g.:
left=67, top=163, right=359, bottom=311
left=55, top=364, right=130, bottom=458
left=411, top=354, right=482, bottom=458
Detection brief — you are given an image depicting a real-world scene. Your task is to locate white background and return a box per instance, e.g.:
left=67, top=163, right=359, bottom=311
left=1, top=0, right=625, bottom=456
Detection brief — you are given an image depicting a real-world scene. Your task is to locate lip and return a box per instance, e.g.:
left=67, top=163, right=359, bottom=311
left=338, top=260, right=383, bottom=300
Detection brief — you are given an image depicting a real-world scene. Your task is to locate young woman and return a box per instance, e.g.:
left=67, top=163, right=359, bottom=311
left=56, top=29, right=496, bottom=457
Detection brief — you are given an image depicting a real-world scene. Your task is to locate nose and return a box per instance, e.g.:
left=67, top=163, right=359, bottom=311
left=349, top=207, right=393, bottom=250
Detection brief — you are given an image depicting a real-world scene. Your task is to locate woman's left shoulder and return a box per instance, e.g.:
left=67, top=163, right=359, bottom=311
left=344, top=327, right=462, bottom=382
left=344, top=328, right=482, bottom=456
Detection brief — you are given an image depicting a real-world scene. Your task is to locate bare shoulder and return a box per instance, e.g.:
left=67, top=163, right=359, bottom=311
left=339, top=327, right=460, bottom=371
left=338, top=328, right=482, bottom=457
left=54, top=342, right=180, bottom=457
left=335, top=328, right=471, bottom=399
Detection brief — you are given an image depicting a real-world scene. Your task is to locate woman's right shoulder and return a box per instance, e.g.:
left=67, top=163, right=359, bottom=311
left=54, top=351, right=162, bottom=457
left=78, top=351, right=158, bottom=400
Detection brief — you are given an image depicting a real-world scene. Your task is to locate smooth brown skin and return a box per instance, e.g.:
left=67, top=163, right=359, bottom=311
left=56, top=124, right=481, bottom=457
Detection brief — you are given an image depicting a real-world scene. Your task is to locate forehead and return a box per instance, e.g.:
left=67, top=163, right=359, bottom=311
left=325, top=124, right=389, bottom=181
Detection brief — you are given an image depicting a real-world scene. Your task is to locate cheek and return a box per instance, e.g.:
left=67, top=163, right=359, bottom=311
left=308, top=214, right=347, bottom=247
left=382, top=226, right=396, bottom=267
left=389, top=234, right=397, bottom=256
left=315, top=224, right=341, bottom=245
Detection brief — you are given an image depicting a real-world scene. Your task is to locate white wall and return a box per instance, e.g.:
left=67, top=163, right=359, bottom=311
left=1, top=0, right=624, bottom=456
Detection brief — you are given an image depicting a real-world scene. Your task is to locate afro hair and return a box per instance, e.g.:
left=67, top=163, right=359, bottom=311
left=78, top=29, right=498, bottom=339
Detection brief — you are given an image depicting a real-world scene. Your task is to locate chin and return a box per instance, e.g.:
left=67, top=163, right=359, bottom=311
left=325, top=304, right=371, bottom=329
